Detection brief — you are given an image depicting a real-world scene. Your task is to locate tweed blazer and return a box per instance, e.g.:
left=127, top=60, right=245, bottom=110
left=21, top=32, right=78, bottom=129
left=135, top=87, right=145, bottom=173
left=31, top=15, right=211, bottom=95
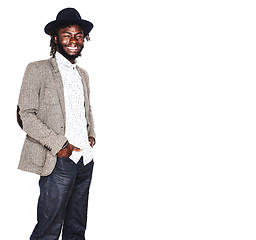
left=17, top=57, right=96, bottom=176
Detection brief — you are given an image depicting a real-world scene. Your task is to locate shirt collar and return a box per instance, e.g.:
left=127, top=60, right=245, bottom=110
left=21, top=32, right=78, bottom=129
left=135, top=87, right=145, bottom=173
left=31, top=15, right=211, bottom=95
left=55, top=51, right=77, bottom=69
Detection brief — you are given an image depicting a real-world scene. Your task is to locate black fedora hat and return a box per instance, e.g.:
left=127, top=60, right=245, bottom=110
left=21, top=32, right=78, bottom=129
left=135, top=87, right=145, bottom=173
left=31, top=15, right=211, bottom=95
left=44, top=8, right=93, bottom=35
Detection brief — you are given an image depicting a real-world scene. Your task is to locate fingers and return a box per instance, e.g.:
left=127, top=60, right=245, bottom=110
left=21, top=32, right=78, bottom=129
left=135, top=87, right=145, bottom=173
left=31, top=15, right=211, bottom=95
left=88, top=137, right=95, bottom=147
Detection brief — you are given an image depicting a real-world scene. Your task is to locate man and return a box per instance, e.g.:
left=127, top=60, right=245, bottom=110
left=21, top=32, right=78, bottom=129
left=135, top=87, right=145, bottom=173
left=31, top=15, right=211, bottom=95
left=17, top=8, right=96, bottom=240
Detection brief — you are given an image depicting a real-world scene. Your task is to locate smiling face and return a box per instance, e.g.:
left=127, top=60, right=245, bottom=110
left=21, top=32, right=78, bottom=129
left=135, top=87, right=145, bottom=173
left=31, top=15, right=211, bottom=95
left=55, top=25, right=84, bottom=63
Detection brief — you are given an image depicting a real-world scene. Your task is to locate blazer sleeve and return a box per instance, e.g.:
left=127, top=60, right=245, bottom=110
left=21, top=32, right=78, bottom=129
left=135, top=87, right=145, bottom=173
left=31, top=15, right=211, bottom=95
left=18, top=62, right=67, bottom=156
left=81, top=68, right=96, bottom=141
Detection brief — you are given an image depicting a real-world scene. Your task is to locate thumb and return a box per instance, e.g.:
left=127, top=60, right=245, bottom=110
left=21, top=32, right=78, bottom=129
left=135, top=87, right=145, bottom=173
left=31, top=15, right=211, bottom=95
left=73, top=147, right=81, bottom=152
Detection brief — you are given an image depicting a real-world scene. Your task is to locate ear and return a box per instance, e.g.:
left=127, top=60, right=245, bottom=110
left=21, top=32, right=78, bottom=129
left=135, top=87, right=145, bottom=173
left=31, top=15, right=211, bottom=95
left=54, top=35, right=57, bottom=44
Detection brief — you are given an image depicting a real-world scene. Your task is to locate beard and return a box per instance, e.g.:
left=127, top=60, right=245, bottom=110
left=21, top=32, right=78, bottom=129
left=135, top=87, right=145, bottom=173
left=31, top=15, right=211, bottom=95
left=56, top=37, right=84, bottom=61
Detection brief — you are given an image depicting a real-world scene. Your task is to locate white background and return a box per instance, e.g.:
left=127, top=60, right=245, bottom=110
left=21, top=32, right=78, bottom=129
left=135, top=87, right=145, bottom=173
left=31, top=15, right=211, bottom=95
left=1, top=0, right=256, bottom=239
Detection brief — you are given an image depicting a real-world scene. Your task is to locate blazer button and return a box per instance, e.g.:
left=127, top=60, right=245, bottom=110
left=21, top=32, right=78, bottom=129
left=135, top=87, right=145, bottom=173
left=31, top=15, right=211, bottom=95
left=44, top=145, right=52, bottom=151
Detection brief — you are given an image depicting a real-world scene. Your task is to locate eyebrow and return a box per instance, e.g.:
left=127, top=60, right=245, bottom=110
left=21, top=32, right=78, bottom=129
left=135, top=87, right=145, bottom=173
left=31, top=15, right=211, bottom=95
left=62, top=31, right=84, bottom=35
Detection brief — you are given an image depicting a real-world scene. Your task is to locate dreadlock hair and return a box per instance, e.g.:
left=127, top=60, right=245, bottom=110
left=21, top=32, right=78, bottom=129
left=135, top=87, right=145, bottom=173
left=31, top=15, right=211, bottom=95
left=49, top=24, right=91, bottom=58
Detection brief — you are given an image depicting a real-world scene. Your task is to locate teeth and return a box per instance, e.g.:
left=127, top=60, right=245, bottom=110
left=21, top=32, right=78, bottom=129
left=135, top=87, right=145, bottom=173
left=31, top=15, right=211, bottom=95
left=67, top=47, right=77, bottom=50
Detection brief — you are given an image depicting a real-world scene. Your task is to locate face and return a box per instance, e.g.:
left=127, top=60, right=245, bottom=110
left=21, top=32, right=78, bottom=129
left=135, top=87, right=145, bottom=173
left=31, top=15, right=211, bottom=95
left=55, top=25, right=84, bottom=63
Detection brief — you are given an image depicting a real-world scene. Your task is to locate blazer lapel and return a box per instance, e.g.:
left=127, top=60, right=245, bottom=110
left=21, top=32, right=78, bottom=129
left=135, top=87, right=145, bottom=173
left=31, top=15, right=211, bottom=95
left=49, top=58, right=66, bottom=123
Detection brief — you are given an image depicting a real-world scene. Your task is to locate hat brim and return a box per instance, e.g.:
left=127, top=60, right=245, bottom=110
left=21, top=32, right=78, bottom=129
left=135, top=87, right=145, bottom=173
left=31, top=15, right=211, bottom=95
left=44, top=19, right=93, bottom=35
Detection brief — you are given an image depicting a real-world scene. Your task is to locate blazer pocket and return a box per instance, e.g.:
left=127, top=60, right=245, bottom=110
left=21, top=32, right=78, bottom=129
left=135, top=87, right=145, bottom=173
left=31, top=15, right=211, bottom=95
left=24, top=136, right=47, bottom=167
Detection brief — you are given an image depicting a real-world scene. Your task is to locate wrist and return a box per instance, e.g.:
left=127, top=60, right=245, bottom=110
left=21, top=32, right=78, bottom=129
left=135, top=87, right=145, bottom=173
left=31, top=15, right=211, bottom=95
left=61, top=141, right=69, bottom=150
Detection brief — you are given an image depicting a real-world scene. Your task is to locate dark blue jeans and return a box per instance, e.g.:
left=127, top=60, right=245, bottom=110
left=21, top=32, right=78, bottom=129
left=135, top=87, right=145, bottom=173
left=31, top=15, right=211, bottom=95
left=30, top=157, right=94, bottom=240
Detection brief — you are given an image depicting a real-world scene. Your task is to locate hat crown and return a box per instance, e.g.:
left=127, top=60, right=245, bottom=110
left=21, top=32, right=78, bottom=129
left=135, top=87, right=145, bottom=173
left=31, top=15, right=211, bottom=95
left=56, top=8, right=82, bottom=21
left=44, top=7, right=93, bottom=35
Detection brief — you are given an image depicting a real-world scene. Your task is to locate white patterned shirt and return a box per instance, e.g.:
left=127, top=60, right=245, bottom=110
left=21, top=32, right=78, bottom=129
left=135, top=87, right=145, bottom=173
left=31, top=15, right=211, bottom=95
left=56, top=52, right=93, bottom=165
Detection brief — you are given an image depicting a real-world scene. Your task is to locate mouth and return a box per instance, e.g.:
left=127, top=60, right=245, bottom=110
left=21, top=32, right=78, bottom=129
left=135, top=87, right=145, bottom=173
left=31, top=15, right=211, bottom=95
left=66, top=46, right=80, bottom=54
left=67, top=47, right=77, bottom=50
left=67, top=47, right=78, bottom=50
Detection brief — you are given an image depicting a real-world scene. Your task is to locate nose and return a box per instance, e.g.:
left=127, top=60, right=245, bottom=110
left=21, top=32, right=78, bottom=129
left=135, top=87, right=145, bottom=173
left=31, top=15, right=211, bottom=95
left=70, top=36, right=77, bottom=44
